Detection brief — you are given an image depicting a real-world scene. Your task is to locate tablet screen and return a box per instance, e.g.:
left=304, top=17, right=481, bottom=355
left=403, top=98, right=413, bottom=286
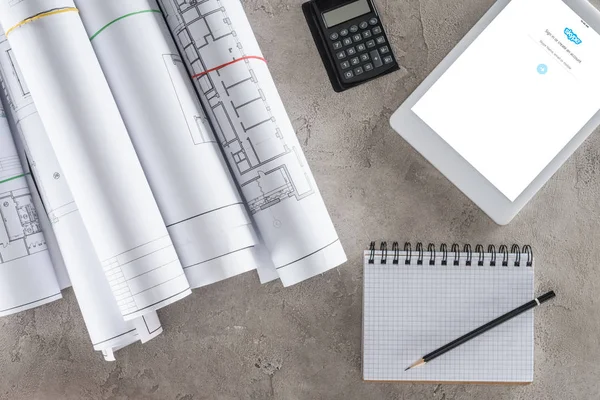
left=412, top=0, right=600, bottom=201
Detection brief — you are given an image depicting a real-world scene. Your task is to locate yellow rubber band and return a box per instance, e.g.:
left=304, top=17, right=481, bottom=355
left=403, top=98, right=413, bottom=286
left=5, top=7, right=79, bottom=36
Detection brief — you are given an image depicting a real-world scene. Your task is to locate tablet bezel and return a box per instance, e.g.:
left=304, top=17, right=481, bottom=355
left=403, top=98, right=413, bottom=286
left=390, top=0, right=600, bottom=225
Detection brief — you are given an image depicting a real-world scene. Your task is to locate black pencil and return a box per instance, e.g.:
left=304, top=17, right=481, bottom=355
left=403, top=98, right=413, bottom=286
left=405, top=290, right=556, bottom=371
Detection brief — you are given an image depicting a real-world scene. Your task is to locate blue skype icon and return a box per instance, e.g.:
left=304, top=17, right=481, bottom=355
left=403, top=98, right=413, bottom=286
left=564, top=28, right=582, bottom=45
left=537, top=64, right=548, bottom=75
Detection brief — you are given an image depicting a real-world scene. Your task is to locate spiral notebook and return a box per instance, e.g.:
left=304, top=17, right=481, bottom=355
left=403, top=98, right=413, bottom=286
left=363, top=242, right=535, bottom=383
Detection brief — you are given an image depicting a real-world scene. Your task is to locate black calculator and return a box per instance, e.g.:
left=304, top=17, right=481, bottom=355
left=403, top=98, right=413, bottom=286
left=303, top=0, right=399, bottom=92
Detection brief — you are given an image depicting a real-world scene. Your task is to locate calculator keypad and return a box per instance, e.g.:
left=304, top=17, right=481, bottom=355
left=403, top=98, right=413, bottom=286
left=327, top=17, right=396, bottom=83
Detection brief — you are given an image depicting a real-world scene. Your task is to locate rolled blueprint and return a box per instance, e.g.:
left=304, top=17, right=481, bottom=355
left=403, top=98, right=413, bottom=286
left=0, top=0, right=191, bottom=320
left=0, top=102, right=61, bottom=317
left=76, top=0, right=260, bottom=288
left=0, top=37, right=163, bottom=359
left=159, top=0, right=347, bottom=285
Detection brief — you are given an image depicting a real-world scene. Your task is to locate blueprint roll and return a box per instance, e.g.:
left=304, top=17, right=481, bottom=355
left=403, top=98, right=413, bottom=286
left=368, top=242, right=533, bottom=267
left=75, top=0, right=260, bottom=288
left=0, top=0, right=191, bottom=320
left=0, top=99, right=62, bottom=317
left=159, top=0, right=347, bottom=286
left=0, top=33, right=165, bottom=360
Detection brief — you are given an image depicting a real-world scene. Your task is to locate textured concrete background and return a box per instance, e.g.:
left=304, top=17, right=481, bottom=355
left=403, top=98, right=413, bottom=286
left=2, top=0, right=600, bottom=399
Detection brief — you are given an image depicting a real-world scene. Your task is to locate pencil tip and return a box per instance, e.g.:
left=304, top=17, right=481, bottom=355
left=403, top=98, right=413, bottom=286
left=405, top=358, right=426, bottom=371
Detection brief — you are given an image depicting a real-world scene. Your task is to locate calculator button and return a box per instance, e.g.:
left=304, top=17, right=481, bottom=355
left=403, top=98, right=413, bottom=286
left=376, top=36, right=386, bottom=45
left=354, top=67, right=364, bottom=75
left=350, top=25, right=359, bottom=33
left=369, top=17, right=378, bottom=25
left=336, top=51, right=347, bottom=59
left=364, top=63, right=374, bottom=71
left=347, top=47, right=356, bottom=56
left=340, top=61, right=350, bottom=69
left=359, top=21, right=369, bottom=29
left=360, top=53, right=370, bottom=62
left=340, top=29, right=349, bottom=37
left=353, top=34, right=362, bottom=42
left=372, top=26, right=382, bottom=35
left=379, top=45, right=390, bottom=54
left=366, top=39, right=376, bottom=48
left=330, top=32, right=339, bottom=41
left=350, top=57, right=360, bottom=66
left=344, top=70, right=354, bottom=79
left=343, top=37, right=353, bottom=46
left=333, top=41, right=343, bottom=50
left=383, top=55, right=394, bottom=64
left=356, top=43, right=366, bottom=52
left=362, top=30, right=372, bottom=39
left=370, top=50, right=383, bottom=67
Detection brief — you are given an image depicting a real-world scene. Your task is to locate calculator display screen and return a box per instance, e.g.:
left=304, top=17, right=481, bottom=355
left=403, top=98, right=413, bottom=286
left=322, top=0, right=371, bottom=28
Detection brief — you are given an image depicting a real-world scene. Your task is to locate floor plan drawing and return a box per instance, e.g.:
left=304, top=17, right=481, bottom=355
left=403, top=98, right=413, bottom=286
left=160, top=0, right=315, bottom=215
left=0, top=36, right=77, bottom=226
left=160, top=0, right=346, bottom=284
left=0, top=187, right=46, bottom=264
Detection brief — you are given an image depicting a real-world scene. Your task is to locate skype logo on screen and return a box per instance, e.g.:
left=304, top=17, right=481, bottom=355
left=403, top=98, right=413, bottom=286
left=564, top=28, right=582, bottom=45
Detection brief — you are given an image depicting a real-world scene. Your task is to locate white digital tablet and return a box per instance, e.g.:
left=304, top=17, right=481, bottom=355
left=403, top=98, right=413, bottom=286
left=390, top=0, right=600, bottom=224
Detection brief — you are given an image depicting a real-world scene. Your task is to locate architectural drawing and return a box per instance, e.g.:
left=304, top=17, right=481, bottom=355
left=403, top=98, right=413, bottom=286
left=0, top=35, right=164, bottom=354
left=0, top=35, right=77, bottom=225
left=0, top=126, right=61, bottom=318
left=75, top=0, right=259, bottom=287
left=161, top=0, right=346, bottom=284
left=0, top=47, right=62, bottom=316
left=0, top=187, right=46, bottom=264
left=0, top=1, right=192, bottom=318
left=160, top=0, right=315, bottom=215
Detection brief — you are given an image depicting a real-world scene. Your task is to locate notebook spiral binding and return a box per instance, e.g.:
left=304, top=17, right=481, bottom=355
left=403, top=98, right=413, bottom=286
left=368, top=242, right=533, bottom=267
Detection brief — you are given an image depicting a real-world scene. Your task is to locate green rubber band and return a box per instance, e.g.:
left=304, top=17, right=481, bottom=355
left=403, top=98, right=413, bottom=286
left=0, top=172, right=30, bottom=185
left=89, top=9, right=161, bottom=41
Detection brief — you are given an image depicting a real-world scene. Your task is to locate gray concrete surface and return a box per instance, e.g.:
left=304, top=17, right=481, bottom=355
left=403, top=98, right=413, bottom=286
left=2, top=0, right=600, bottom=399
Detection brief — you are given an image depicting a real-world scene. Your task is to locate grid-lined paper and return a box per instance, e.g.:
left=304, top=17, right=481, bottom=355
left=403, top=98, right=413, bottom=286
left=363, top=251, right=534, bottom=383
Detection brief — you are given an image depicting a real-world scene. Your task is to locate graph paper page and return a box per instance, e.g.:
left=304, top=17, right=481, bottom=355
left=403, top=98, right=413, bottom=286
left=363, top=252, right=534, bottom=382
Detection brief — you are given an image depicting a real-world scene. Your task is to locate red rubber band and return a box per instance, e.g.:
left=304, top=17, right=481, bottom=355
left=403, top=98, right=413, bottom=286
left=191, top=55, right=267, bottom=79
